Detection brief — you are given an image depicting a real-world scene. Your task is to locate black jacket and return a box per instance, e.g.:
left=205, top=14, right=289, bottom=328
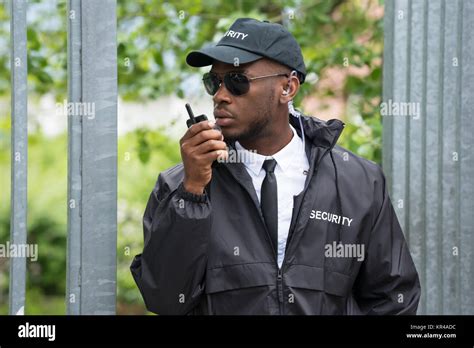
left=131, top=114, right=421, bottom=315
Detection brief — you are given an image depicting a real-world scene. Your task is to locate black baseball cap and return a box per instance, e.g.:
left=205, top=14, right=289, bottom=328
left=186, top=18, right=306, bottom=83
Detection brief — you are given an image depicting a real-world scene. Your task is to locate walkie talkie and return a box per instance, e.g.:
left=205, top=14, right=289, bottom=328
left=185, top=103, right=224, bottom=170
left=185, top=103, right=209, bottom=128
left=185, top=103, right=222, bottom=133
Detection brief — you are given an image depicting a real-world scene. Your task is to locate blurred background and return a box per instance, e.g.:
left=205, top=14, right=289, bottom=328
left=0, top=0, right=383, bottom=314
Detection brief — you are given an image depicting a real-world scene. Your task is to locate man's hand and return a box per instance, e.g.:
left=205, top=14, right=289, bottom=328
left=180, top=121, right=228, bottom=195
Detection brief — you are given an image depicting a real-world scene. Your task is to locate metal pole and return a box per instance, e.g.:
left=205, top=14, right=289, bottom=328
left=9, top=0, right=28, bottom=316
left=382, top=0, right=474, bottom=314
left=66, top=0, right=118, bottom=314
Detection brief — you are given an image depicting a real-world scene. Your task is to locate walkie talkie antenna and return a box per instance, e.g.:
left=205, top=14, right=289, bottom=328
left=185, top=103, right=196, bottom=124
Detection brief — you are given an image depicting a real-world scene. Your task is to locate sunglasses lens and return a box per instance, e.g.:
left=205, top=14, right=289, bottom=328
left=203, top=72, right=250, bottom=96
left=225, top=73, right=249, bottom=96
left=203, top=73, right=220, bottom=95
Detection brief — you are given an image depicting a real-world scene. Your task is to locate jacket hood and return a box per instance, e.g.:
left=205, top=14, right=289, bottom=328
left=289, top=112, right=345, bottom=150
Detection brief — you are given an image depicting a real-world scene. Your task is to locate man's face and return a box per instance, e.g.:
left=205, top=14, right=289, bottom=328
left=210, top=59, right=289, bottom=143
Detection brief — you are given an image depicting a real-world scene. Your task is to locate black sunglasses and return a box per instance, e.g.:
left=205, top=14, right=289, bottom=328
left=202, top=71, right=289, bottom=96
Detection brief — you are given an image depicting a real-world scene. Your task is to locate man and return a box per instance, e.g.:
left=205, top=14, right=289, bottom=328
left=131, top=18, right=421, bottom=315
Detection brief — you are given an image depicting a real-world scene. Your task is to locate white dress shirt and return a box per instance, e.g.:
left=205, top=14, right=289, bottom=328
left=235, top=124, right=309, bottom=268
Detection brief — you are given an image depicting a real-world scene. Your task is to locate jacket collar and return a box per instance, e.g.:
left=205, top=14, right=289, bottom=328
left=215, top=112, right=345, bottom=214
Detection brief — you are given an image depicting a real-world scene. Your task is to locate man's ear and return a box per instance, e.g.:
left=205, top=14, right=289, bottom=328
left=279, top=72, right=300, bottom=104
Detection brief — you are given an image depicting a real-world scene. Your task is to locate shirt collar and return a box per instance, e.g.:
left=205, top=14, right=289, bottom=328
left=234, top=124, right=303, bottom=176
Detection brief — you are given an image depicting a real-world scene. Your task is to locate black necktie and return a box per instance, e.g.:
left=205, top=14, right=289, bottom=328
left=261, top=159, right=278, bottom=256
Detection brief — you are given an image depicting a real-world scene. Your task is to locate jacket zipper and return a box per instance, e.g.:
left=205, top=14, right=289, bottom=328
left=276, top=147, right=333, bottom=315
left=277, top=268, right=283, bottom=315
left=285, top=147, right=331, bottom=254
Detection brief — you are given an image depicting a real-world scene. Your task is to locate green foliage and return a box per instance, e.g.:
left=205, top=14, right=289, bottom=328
left=117, top=127, right=180, bottom=313
left=117, top=0, right=384, bottom=164
left=0, top=131, right=68, bottom=312
left=0, top=1, right=68, bottom=100
left=0, top=4, right=10, bottom=96
left=0, top=287, right=66, bottom=315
